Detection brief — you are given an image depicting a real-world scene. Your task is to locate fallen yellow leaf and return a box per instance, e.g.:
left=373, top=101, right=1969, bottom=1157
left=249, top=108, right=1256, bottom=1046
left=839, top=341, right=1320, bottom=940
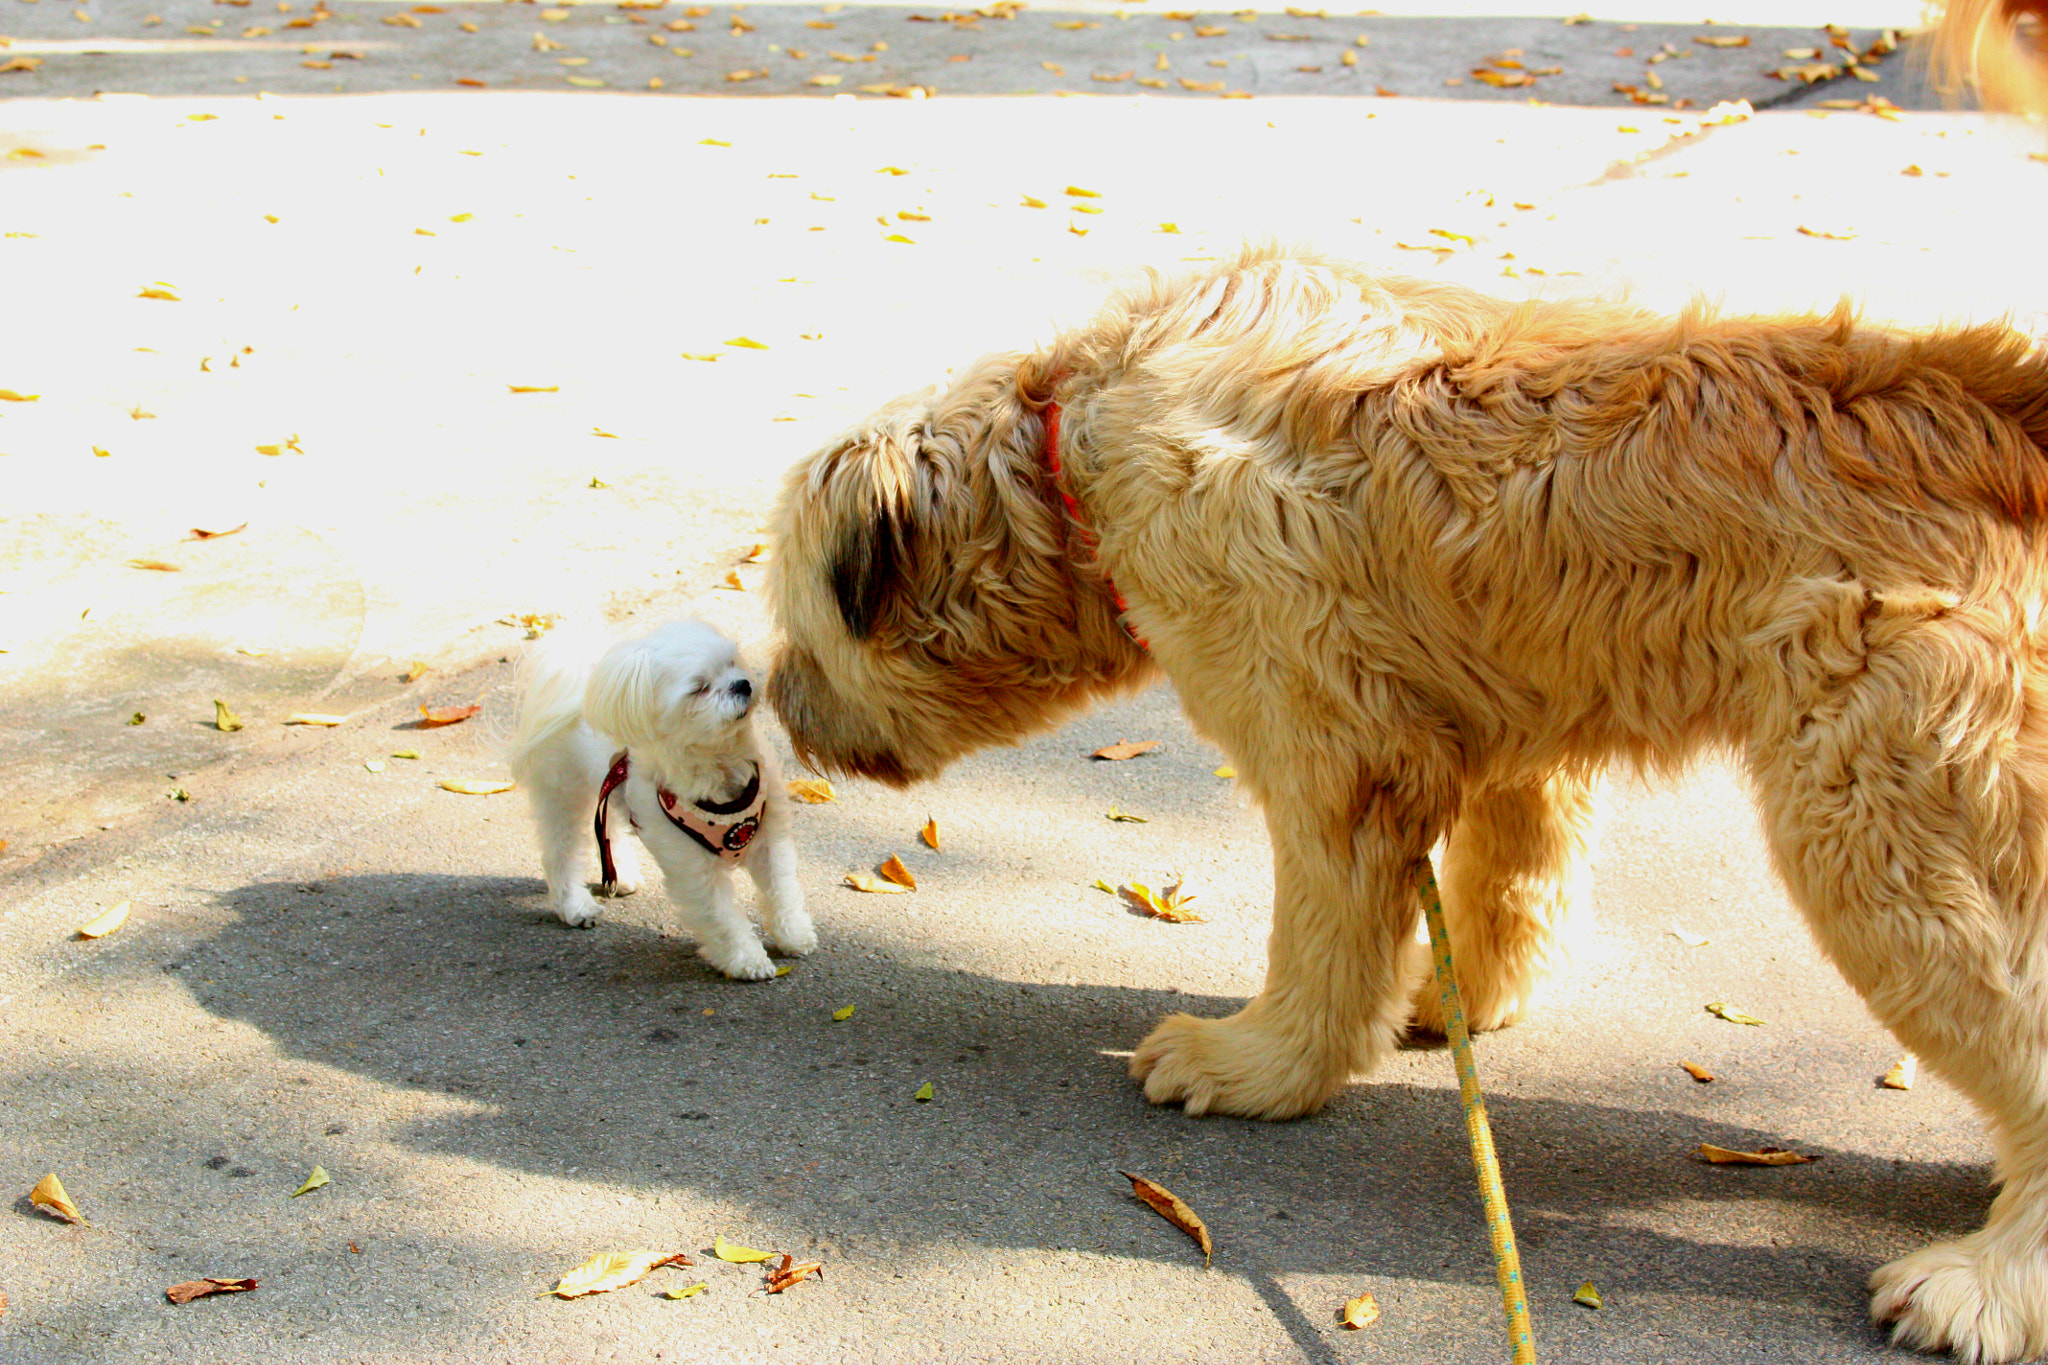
left=283, top=713, right=346, bottom=727
left=832, top=1004, right=856, bottom=1022
left=1092, top=739, right=1159, bottom=761
left=440, top=779, right=515, bottom=795
left=1680, top=1060, right=1714, bottom=1083
left=0, top=389, right=38, bottom=402
left=1573, top=1281, right=1604, bottom=1308
left=1705, top=1001, right=1766, bottom=1026
left=1882, top=1055, right=1917, bottom=1090
left=547, top=1250, right=693, bottom=1298
left=1341, top=1292, right=1380, bottom=1328
left=713, top=1235, right=772, bottom=1264
left=1020, top=194, right=1047, bottom=208
left=418, top=704, right=480, bottom=727
left=507, top=384, right=560, bottom=394
left=1064, top=185, right=1102, bottom=198
left=877, top=855, right=916, bottom=890
left=290, top=1166, right=329, bottom=1198
left=30, top=1173, right=86, bottom=1224
left=920, top=817, right=939, bottom=850
left=663, top=1281, right=709, bottom=1299
left=787, top=779, right=836, bottom=803
left=725, top=336, right=769, bottom=350
left=76, top=901, right=130, bottom=939
left=913, top=1081, right=934, bottom=1101
left=214, top=700, right=244, bottom=732
left=138, top=286, right=181, bottom=301
left=1121, top=1172, right=1211, bottom=1265
left=844, top=872, right=909, bottom=894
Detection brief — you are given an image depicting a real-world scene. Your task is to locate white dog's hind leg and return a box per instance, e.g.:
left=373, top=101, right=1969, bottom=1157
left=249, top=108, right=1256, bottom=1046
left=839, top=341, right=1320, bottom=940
left=1409, top=769, right=1603, bottom=1036
left=1748, top=625, right=2048, bottom=1364
left=511, top=723, right=609, bottom=928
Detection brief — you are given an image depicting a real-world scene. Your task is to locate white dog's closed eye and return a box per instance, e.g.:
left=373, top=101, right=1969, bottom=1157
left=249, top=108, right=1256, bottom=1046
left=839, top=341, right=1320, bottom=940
left=506, top=617, right=814, bottom=980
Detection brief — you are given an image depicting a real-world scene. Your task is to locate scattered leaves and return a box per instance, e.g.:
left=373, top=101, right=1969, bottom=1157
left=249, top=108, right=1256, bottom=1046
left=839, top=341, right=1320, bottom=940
left=290, top=1166, right=329, bottom=1198
left=439, top=779, right=515, bottom=795
left=1882, top=1055, right=1917, bottom=1090
left=76, top=901, right=130, bottom=939
left=713, top=1235, right=771, bottom=1264
left=787, top=779, right=836, bottom=803
left=1573, top=1281, right=1603, bottom=1309
left=213, top=700, right=244, bottom=732
left=1680, top=1060, right=1714, bottom=1083
left=1705, top=1001, right=1765, bottom=1026
left=1091, top=739, right=1159, bottom=761
left=913, top=1081, right=935, bottom=1102
left=832, top=1005, right=856, bottom=1022
left=30, top=1174, right=86, bottom=1224
left=547, top=1250, right=692, bottom=1298
left=1696, top=1142, right=1815, bottom=1165
left=1341, top=1292, right=1380, bottom=1328
left=844, top=872, right=909, bottom=894
left=877, top=855, right=916, bottom=890
left=417, top=704, right=481, bottom=727
left=166, top=1278, right=256, bottom=1304
left=1121, top=1172, right=1211, bottom=1265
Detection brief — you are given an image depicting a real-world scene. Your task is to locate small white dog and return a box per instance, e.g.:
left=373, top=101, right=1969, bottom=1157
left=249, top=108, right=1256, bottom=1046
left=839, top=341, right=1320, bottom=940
left=507, top=617, right=814, bottom=980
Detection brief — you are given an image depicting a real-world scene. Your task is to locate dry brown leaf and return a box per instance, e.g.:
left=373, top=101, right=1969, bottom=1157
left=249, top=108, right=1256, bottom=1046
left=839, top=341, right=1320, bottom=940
left=764, top=1253, right=824, bottom=1294
left=1696, top=1143, right=1815, bottom=1165
left=546, top=1250, right=692, bottom=1298
left=877, top=855, right=916, bottom=890
left=30, top=1173, right=86, bottom=1224
left=1680, top=1060, right=1714, bottom=1083
left=190, top=522, right=248, bottom=540
left=1341, top=1292, right=1380, bottom=1328
left=418, top=704, right=481, bottom=727
left=166, top=1278, right=257, bottom=1304
left=1121, top=1172, right=1212, bottom=1265
left=920, top=817, right=939, bottom=850
left=787, top=779, right=837, bottom=803
left=844, top=872, right=909, bottom=894
left=76, top=901, right=130, bottom=939
left=128, top=558, right=181, bottom=572
left=1091, top=739, right=1159, bottom=761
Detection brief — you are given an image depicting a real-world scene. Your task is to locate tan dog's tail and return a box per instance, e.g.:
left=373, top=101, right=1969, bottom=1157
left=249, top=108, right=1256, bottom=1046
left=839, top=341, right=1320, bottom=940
left=1932, top=0, right=2048, bottom=114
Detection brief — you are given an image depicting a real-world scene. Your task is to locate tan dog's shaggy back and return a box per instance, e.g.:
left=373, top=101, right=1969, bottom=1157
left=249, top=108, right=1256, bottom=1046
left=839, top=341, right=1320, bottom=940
left=768, top=246, right=2048, bottom=1360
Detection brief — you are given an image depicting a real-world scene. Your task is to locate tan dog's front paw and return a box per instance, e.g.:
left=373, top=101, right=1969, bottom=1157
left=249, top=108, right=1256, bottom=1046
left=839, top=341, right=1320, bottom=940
left=1406, top=975, right=1528, bottom=1038
left=1872, top=1235, right=2048, bottom=1363
left=1128, top=1012, right=1343, bottom=1120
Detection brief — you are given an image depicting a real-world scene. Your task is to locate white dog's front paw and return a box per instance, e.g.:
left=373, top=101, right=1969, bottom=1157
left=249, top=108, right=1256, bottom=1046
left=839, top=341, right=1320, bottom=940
left=769, top=907, right=817, bottom=958
left=1872, top=1233, right=2048, bottom=1363
left=554, top=889, right=602, bottom=928
left=699, top=938, right=777, bottom=981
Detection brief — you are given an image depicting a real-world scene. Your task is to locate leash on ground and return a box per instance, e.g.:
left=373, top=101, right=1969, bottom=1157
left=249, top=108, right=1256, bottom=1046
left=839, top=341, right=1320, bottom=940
left=1418, top=856, right=1538, bottom=1365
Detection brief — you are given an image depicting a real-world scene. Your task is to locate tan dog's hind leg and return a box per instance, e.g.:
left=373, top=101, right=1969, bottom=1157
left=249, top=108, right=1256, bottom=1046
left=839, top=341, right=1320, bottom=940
left=1750, top=610, right=2048, bottom=1365
left=1131, top=754, right=1452, bottom=1120
left=1408, top=770, right=1603, bottom=1037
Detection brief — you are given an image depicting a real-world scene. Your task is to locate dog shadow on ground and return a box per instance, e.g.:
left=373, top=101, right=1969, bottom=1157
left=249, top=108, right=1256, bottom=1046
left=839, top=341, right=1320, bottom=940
left=129, top=863, right=1988, bottom=1359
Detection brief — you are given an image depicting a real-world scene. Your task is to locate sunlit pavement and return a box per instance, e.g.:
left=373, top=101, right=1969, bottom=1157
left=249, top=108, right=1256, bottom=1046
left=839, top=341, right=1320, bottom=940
left=2, top=0, right=2046, bottom=1360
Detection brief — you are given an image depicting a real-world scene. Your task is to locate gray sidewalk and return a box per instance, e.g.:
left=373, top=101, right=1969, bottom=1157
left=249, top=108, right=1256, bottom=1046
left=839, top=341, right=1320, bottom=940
left=3, top=0, right=2047, bottom=1360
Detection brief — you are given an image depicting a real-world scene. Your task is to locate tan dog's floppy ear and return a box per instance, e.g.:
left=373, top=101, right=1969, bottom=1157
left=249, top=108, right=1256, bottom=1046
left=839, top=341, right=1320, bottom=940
left=829, top=496, right=915, bottom=641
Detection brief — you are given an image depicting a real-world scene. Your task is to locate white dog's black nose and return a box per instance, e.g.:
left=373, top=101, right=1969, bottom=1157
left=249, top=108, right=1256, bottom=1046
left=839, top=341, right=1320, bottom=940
left=731, top=678, right=752, bottom=702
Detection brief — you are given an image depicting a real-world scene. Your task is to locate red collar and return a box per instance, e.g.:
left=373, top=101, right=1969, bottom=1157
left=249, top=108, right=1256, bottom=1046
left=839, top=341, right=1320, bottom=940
left=1042, top=391, right=1146, bottom=650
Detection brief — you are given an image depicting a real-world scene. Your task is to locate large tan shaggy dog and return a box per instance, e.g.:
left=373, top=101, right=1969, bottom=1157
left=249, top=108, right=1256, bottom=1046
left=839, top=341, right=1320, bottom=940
left=765, top=245, right=2048, bottom=1361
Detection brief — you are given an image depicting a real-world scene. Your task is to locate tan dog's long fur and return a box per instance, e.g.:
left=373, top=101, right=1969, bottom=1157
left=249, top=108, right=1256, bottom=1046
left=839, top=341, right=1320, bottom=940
left=767, top=246, right=2048, bottom=1361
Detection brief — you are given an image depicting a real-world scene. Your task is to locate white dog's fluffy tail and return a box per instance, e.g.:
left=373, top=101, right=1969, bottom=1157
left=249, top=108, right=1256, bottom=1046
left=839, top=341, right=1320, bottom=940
left=508, top=622, right=614, bottom=766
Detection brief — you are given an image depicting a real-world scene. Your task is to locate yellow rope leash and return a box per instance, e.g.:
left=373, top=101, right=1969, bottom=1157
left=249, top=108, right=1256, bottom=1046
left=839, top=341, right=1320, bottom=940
left=1418, top=856, right=1538, bottom=1365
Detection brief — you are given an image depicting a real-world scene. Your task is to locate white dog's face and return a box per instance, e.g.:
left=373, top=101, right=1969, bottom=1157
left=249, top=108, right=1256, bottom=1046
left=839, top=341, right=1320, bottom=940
left=586, top=619, right=755, bottom=754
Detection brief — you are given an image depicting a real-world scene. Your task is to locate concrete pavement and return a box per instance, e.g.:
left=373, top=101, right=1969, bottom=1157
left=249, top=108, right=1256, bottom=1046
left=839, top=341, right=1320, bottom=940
left=4, top=1, right=2048, bottom=1360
